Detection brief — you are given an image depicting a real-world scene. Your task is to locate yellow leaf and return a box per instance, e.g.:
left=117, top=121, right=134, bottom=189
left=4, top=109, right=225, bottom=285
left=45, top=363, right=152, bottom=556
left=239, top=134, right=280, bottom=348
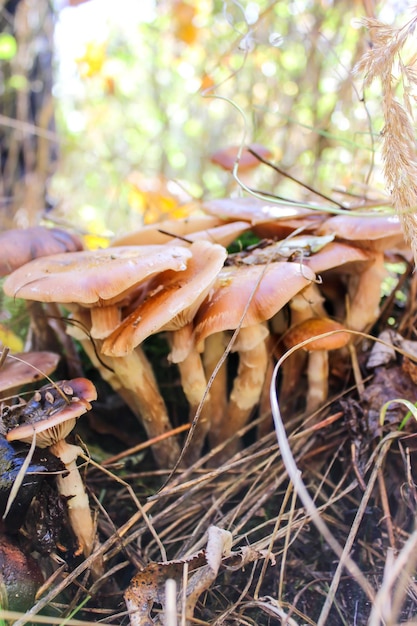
left=83, top=234, right=111, bottom=250
left=0, top=324, right=23, bottom=352
left=76, top=41, right=106, bottom=78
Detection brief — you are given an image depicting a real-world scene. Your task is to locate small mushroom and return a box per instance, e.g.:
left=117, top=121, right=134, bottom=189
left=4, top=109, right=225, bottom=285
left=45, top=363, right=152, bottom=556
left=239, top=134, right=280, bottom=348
left=0, top=351, right=60, bottom=399
left=210, top=143, right=273, bottom=193
left=211, top=143, right=273, bottom=172
left=203, top=196, right=324, bottom=239
left=316, top=214, right=406, bottom=330
left=6, top=378, right=100, bottom=566
left=112, top=215, right=222, bottom=246
left=0, top=226, right=83, bottom=277
left=283, top=317, right=350, bottom=412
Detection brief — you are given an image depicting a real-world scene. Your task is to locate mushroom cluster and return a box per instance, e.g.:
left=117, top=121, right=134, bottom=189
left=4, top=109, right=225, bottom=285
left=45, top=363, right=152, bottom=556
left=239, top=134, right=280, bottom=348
left=0, top=207, right=407, bottom=465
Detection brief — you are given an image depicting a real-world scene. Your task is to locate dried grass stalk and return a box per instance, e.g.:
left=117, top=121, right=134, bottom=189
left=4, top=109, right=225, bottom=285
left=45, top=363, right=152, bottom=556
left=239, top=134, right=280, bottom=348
left=356, top=10, right=417, bottom=262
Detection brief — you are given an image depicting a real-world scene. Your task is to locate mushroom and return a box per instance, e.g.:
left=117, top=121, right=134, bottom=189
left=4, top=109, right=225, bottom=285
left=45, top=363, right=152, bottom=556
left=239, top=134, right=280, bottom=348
left=210, top=143, right=273, bottom=172
left=102, top=241, right=228, bottom=462
left=112, top=215, right=222, bottom=246
left=194, top=261, right=317, bottom=457
left=113, top=218, right=250, bottom=251
left=6, top=378, right=100, bottom=566
left=316, top=214, right=406, bottom=330
left=0, top=226, right=83, bottom=277
left=3, top=245, right=196, bottom=467
left=210, top=143, right=272, bottom=193
left=203, top=196, right=324, bottom=239
left=283, top=317, right=350, bottom=412
left=0, top=351, right=60, bottom=399
left=3, top=245, right=192, bottom=340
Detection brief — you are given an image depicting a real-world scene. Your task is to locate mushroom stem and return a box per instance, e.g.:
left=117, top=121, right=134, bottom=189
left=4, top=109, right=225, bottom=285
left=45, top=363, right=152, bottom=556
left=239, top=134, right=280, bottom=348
left=212, top=324, right=268, bottom=458
left=289, top=282, right=327, bottom=326
left=90, top=305, right=122, bottom=339
left=305, top=349, right=329, bottom=412
left=203, top=332, right=228, bottom=447
left=68, top=309, right=180, bottom=467
left=109, top=348, right=181, bottom=468
left=49, top=440, right=96, bottom=559
left=169, top=326, right=211, bottom=464
left=346, top=251, right=387, bottom=331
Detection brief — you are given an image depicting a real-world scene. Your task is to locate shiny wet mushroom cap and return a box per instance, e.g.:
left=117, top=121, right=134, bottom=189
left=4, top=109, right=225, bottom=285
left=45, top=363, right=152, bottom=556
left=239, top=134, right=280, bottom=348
left=3, top=244, right=193, bottom=340
left=3, top=245, right=192, bottom=305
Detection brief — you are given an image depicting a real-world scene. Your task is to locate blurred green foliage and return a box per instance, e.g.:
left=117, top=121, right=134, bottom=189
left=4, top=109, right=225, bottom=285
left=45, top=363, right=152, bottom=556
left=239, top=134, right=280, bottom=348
left=50, top=0, right=390, bottom=239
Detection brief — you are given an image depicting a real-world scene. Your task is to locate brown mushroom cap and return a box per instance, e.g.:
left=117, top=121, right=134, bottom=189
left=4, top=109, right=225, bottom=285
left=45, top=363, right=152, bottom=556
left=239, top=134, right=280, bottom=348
left=194, top=261, right=316, bottom=349
left=0, top=227, right=83, bottom=277
left=6, top=378, right=97, bottom=447
left=210, top=143, right=272, bottom=171
left=283, top=318, right=350, bottom=352
left=303, top=241, right=373, bottom=273
left=203, top=196, right=324, bottom=239
left=3, top=245, right=192, bottom=306
left=111, top=215, right=222, bottom=246
left=0, top=351, right=60, bottom=393
left=102, top=240, right=227, bottom=356
left=317, top=214, right=405, bottom=250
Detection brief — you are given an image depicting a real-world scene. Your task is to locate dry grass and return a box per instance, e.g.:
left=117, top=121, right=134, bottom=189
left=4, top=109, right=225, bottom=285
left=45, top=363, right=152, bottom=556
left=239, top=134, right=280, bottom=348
left=356, top=9, right=417, bottom=262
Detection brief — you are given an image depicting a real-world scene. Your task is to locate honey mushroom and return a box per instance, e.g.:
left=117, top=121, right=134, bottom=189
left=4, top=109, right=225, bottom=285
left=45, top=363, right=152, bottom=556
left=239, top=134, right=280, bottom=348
left=193, top=260, right=317, bottom=460
left=0, top=351, right=60, bottom=399
left=6, top=378, right=100, bottom=567
left=0, top=226, right=83, bottom=278
left=316, top=213, right=406, bottom=331
left=3, top=244, right=194, bottom=468
left=102, top=240, right=227, bottom=464
left=283, top=317, right=350, bottom=412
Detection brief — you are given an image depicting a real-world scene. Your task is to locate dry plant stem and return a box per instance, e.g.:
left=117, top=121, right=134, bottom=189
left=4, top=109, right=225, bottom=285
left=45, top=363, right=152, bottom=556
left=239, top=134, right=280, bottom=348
left=368, top=530, right=417, bottom=626
left=357, top=11, right=417, bottom=262
left=278, top=486, right=298, bottom=603
left=317, top=437, right=394, bottom=626
left=377, top=465, right=396, bottom=550
left=254, top=480, right=294, bottom=599
left=270, top=351, right=376, bottom=621
left=214, top=324, right=268, bottom=457
left=348, top=341, right=365, bottom=399
left=0, top=612, right=116, bottom=626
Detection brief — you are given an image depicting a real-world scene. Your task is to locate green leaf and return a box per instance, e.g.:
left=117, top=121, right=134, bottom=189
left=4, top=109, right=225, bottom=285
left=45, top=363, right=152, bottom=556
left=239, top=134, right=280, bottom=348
left=0, top=34, right=17, bottom=60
